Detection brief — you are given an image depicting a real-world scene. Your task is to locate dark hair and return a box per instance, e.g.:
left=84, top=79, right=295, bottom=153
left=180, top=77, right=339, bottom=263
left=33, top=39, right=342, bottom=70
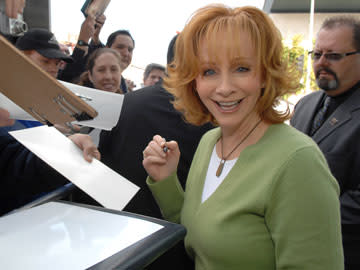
left=79, top=48, right=122, bottom=87
left=167, top=35, right=178, bottom=65
left=321, top=16, right=360, bottom=50
left=143, top=63, right=165, bottom=80
left=106, top=30, right=135, bottom=48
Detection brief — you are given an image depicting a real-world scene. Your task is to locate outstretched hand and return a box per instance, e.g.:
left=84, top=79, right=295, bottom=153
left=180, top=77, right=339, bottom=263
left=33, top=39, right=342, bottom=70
left=68, top=133, right=101, bottom=162
left=142, top=135, right=180, bottom=182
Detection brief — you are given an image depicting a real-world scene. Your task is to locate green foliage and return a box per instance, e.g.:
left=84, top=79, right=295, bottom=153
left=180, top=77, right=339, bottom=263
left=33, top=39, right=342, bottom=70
left=282, top=34, right=317, bottom=98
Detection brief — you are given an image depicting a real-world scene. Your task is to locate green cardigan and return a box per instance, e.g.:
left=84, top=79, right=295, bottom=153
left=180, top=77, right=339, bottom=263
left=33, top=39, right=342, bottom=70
left=148, top=124, right=344, bottom=270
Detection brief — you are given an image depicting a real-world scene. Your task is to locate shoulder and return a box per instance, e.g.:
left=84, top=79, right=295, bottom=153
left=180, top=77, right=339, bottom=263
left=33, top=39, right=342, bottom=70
left=261, top=124, right=325, bottom=163
left=124, top=85, right=170, bottom=106
left=261, top=125, right=339, bottom=204
left=265, top=124, right=316, bottom=147
left=199, top=127, right=220, bottom=144
left=265, top=124, right=337, bottom=178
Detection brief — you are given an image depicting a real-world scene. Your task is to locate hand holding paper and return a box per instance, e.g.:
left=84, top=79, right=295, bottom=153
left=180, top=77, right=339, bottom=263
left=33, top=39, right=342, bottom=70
left=68, top=133, right=101, bottom=162
left=9, top=126, right=139, bottom=211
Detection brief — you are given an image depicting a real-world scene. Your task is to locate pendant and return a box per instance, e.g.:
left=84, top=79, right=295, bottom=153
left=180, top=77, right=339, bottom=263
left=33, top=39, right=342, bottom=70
left=216, top=160, right=225, bottom=177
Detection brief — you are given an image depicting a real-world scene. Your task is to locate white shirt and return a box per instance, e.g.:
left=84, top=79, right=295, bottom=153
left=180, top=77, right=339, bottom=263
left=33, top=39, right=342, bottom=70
left=201, top=145, right=238, bottom=203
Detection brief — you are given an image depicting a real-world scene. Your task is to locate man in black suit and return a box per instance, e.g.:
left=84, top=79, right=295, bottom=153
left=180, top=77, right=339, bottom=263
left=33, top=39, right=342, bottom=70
left=290, top=16, right=360, bottom=270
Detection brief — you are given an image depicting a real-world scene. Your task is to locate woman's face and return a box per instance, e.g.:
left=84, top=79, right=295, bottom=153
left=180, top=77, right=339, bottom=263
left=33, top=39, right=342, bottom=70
left=195, top=31, right=263, bottom=131
left=89, top=52, right=122, bottom=93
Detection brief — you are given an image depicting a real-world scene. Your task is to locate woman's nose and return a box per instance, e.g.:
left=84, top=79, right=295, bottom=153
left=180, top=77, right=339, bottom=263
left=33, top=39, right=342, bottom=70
left=216, top=74, right=235, bottom=96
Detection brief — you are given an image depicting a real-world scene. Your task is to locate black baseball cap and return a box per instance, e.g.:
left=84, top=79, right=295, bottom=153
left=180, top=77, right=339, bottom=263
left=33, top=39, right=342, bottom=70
left=15, top=28, right=73, bottom=63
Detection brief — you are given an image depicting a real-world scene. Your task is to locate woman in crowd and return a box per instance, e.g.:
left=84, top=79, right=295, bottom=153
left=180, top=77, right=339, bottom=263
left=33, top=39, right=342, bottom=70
left=79, top=48, right=124, bottom=93
left=142, top=5, right=343, bottom=270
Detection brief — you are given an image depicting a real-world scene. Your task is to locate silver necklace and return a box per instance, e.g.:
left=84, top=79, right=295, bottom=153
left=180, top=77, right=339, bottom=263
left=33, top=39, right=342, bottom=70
left=216, top=120, right=262, bottom=177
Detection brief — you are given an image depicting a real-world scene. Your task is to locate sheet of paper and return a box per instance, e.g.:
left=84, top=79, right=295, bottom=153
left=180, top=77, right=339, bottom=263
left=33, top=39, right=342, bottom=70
left=0, top=92, right=33, bottom=120
left=0, top=81, right=123, bottom=130
left=9, top=126, right=139, bottom=211
left=0, top=202, right=163, bottom=270
left=59, top=81, right=123, bottom=130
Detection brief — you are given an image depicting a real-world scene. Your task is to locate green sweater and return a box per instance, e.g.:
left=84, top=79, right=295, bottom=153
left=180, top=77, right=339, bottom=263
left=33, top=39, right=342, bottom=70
left=148, top=124, right=344, bottom=270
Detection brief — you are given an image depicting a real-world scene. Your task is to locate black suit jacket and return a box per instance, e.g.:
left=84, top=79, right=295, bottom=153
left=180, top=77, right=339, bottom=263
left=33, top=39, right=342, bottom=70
left=291, top=88, right=360, bottom=268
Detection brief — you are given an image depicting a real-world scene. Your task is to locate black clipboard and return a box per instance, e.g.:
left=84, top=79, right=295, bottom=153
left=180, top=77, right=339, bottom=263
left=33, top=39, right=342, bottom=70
left=0, top=34, right=98, bottom=126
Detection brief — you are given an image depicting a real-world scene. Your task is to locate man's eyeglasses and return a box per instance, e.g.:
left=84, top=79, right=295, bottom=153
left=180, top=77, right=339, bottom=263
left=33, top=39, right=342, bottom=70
left=308, top=51, right=360, bottom=61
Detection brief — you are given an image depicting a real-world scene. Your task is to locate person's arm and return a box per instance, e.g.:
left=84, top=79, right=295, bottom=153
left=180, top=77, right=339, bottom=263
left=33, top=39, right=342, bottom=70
left=76, top=15, right=96, bottom=55
left=143, top=135, right=183, bottom=222
left=147, top=172, right=184, bottom=223
left=266, top=146, right=344, bottom=270
left=91, top=14, right=106, bottom=46
left=0, top=129, right=100, bottom=180
left=57, top=16, right=96, bottom=82
left=5, top=0, right=25, bottom=18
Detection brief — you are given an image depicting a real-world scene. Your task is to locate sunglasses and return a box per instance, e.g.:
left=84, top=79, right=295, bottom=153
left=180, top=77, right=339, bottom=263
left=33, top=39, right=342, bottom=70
left=308, top=51, right=360, bottom=61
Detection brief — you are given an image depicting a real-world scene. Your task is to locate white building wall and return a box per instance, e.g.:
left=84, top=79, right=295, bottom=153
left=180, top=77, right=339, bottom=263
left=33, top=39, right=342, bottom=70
left=270, top=13, right=360, bottom=40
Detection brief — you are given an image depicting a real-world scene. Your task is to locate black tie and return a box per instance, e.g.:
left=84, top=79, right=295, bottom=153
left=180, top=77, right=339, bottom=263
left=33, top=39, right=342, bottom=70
left=311, top=96, right=331, bottom=135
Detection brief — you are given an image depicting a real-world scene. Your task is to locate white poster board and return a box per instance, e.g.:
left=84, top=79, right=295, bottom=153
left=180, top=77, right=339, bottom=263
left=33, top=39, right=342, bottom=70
left=0, top=202, right=163, bottom=270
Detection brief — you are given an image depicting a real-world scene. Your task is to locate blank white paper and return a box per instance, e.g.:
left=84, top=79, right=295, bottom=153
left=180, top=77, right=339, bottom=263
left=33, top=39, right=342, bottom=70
left=9, top=126, right=140, bottom=211
left=59, top=81, right=124, bottom=130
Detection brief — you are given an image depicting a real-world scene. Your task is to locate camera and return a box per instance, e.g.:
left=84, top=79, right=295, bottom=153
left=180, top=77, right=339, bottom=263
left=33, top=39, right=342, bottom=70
left=8, top=15, right=28, bottom=36
left=0, top=2, right=28, bottom=36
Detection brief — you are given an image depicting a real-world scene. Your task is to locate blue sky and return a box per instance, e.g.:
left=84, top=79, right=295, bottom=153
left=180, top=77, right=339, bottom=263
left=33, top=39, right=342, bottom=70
left=51, top=0, right=265, bottom=86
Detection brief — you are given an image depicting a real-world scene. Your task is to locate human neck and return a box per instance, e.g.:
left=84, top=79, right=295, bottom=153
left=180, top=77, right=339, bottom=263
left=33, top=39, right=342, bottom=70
left=218, top=116, right=267, bottom=160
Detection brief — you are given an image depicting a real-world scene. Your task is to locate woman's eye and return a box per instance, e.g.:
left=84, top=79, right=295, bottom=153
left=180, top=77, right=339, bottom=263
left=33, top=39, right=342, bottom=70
left=203, top=69, right=216, bottom=76
left=236, top=66, right=249, bottom=72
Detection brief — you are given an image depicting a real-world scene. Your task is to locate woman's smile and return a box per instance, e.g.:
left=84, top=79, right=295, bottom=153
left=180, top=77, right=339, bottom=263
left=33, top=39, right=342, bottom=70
left=215, top=99, right=243, bottom=112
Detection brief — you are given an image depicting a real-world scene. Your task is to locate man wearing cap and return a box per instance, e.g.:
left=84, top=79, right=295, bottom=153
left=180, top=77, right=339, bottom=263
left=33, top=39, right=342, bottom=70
left=15, top=28, right=73, bottom=78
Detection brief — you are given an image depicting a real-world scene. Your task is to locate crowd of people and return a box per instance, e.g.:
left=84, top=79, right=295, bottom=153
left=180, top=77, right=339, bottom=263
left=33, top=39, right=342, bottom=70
left=1, top=0, right=360, bottom=269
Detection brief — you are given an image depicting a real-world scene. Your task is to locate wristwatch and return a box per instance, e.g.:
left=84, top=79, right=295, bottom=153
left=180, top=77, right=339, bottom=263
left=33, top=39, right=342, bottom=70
left=77, top=40, right=89, bottom=47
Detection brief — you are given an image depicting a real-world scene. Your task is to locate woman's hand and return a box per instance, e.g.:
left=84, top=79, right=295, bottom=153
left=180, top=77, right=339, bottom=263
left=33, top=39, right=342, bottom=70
left=142, top=135, right=180, bottom=182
